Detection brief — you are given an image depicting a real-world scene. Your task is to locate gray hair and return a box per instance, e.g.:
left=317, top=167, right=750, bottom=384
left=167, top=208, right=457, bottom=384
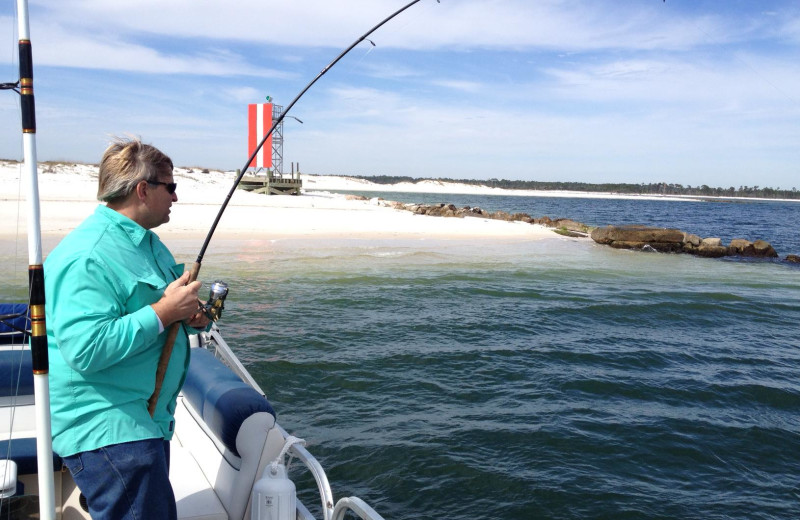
left=97, top=137, right=174, bottom=203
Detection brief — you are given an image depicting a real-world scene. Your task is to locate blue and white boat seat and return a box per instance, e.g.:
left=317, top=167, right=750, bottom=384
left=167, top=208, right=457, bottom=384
left=0, top=303, right=28, bottom=347
left=171, top=345, right=280, bottom=520
left=0, top=324, right=64, bottom=478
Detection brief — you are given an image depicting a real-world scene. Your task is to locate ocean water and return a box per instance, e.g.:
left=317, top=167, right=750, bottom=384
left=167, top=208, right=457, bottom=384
left=3, top=194, right=799, bottom=520
left=195, top=211, right=800, bottom=520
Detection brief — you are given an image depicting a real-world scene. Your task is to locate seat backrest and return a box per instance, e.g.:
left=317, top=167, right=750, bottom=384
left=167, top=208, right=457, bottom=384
left=0, top=348, right=34, bottom=398
left=181, top=347, right=275, bottom=458
left=0, top=438, right=63, bottom=475
left=0, top=304, right=28, bottom=346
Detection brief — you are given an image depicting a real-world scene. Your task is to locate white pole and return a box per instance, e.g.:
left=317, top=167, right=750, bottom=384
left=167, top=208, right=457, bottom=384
left=16, top=0, right=57, bottom=518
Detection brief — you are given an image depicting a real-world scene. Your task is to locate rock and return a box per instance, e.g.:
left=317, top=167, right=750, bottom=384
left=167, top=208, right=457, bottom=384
left=786, top=254, right=800, bottom=263
left=510, top=213, right=534, bottom=223
left=424, top=205, right=442, bottom=216
left=590, top=225, right=684, bottom=252
left=701, top=237, right=722, bottom=247
left=552, top=219, right=589, bottom=233
left=552, top=229, right=588, bottom=238
left=696, top=242, right=729, bottom=258
left=683, top=233, right=701, bottom=247
left=753, top=240, right=778, bottom=258
left=729, top=238, right=755, bottom=256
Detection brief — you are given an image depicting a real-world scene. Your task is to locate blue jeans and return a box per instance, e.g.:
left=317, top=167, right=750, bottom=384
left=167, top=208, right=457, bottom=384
left=62, top=438, right=176, bottom=520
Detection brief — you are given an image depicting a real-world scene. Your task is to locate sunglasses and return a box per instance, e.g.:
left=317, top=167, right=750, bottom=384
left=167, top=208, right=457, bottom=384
left=147, top=180, right=177, bottom=194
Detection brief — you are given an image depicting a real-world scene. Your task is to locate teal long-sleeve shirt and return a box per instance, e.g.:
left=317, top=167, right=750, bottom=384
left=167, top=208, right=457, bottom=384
left=45, top=204, right=192, bottom=457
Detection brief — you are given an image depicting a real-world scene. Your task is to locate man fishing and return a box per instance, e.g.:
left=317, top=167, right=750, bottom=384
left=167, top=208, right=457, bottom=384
left=44, top=137, right=209, bottom=519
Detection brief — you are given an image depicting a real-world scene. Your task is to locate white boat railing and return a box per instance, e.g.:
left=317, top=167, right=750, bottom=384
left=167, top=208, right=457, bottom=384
left=199, top=326, right=265, bottom=395
left=276, top=424, right=336, bottom=520
left=331, top=497, right=386, bottom=520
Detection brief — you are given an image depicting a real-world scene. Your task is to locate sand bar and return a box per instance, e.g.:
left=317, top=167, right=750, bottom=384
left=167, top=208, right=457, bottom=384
left=0, top=162, right=563, bottom=247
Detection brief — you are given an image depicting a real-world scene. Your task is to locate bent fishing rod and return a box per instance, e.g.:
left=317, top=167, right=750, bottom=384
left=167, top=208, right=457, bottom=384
left=149, top=0, right=434, bottom=415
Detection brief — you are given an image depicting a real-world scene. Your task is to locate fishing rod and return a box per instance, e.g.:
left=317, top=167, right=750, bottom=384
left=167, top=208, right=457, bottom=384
left=148, top=0, right=435, bottom=414
left=6, top=0, right=57, bottom=518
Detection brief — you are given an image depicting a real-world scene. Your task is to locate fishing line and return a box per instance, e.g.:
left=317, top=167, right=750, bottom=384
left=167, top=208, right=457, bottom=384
left=4, top=0, right=19, bottom=64
left=663, top=2, right=798, bottom=107
left=373, top=0, right=441, bottom=46
left=351, top=38, right=377, bottom=68
left=342, top=0, right=441, bottom=81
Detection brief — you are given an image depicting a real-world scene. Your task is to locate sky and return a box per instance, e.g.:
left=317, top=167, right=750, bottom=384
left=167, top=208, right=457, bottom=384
left=1, top=0, right=799, bottom=189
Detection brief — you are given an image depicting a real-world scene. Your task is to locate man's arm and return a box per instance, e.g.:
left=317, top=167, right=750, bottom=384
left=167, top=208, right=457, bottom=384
left=49, top=257, right=166, bottom=373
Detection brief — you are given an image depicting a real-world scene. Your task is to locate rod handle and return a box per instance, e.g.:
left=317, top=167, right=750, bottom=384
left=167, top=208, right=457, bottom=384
left=147, top=261, right=201, bottom=417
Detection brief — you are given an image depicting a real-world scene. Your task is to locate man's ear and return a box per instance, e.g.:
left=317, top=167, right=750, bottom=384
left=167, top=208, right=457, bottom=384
left=135, top=180, right=148, bottom=201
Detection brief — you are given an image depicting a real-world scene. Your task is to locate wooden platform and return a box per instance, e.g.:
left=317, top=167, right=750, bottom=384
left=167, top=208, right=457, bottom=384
left=239, top=172, right=302, bottom=195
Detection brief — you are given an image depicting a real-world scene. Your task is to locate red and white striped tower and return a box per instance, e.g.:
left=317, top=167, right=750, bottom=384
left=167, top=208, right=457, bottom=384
left=247, top=103, right=273, bottom=169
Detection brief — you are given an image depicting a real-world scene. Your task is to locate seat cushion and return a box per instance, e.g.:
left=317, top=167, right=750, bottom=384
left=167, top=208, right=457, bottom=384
left=182, top=348, right=275, bottom=457
left=0, top=438, right=63, bottom=475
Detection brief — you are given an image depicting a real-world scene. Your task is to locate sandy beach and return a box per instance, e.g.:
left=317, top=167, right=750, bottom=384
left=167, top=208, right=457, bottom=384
left=303, top=174, right=689, bottom=201
left=0, top=161, right=566, bottom=250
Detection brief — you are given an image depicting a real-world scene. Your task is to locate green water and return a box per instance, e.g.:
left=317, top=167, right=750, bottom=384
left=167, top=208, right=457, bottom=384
left=3, top=235, right=800, bottom=519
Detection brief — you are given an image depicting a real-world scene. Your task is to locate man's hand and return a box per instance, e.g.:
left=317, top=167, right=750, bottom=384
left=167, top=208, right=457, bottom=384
left=151, top=271, right=203, bottom=327
left=185, top=302, right=211, bottom=329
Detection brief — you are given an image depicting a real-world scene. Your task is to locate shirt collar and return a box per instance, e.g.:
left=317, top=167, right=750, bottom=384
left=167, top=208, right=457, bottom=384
left=95, top=204, right=150, bottom=246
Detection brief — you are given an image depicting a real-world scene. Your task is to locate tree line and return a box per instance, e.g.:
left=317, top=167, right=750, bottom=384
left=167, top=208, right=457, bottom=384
left=348, top=175, right=800, bottom=200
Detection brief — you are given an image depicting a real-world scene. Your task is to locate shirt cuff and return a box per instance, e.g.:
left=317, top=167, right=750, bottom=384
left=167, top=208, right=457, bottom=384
left=134, top=305, right=163, bottom=346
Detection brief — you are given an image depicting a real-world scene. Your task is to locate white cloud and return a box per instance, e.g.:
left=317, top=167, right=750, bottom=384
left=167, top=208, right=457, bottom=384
left=26, top=0, right=763, bottom=52
left=359, top=61, right=424, bottom=80
left=538, top=54, right=800, bottom=111
left=430, top=79, right=483, bottom=93
left=225, top=87, right=264, bottom=103
left=25, top=20, right=291, bottom=77
left=778, top=12, right=800, bottom=43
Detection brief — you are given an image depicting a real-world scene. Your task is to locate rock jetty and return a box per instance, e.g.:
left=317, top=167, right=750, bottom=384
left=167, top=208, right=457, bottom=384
left=372, top=200, right=592, bottom=236
left=590, top=225, right=778, bottom=259
left=359, top=196, right=795, bottom=262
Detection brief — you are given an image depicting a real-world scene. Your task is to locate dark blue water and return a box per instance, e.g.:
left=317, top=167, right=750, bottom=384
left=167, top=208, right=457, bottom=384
left=334, top=190, right=800, bottom=257
left=195, top=229, right=800, bottom=520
